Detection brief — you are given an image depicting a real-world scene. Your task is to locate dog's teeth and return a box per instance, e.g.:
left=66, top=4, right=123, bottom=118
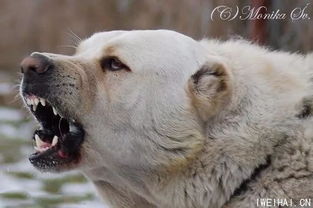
left=40, top=98, right=46, bottom=106
left=52, top=136, right=58, bottom=146
left=34, top=97, right=39, bottom=106
left=52, top=107, right=58, bottom=116
left=26, top=98, right=31, bottom=105
left=29, top=98, right=34, bottom=105
left=32, top=97, right=39, bottom=111
left=35, top=134, right=45, bottom=148
left=32, top=104, right=37, bottom=111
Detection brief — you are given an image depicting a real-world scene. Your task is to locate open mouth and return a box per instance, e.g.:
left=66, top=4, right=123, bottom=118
left=23, top=94, right=85, bottom=171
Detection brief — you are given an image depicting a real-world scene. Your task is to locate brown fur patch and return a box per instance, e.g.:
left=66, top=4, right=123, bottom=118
left=105, top=45, right=116, bottom=55
left=188, top=63, right=232, bottom=121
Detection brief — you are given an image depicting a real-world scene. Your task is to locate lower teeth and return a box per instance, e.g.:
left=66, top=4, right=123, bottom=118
left=34, top=134, right=59, bottom=152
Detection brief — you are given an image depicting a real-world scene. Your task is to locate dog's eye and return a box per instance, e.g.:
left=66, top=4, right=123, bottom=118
left=100, top=57, right=128, bottom=71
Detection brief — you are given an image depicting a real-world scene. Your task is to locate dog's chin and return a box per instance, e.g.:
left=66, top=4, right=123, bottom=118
left=21, top=93, right=85, bottom=172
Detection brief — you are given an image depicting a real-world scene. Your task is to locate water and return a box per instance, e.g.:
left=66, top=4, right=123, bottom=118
left=0, top=78, right=106, bottom=208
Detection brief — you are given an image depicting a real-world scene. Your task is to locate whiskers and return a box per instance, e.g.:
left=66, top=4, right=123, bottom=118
left=11, top=77, right=24, bottom=106
left=67, top=29, right=82, bottom=46
left=56, top=29, right=83, bottom=52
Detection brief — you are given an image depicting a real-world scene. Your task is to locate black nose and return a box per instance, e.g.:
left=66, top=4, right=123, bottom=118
left=21, top=53, right=53, bottom=74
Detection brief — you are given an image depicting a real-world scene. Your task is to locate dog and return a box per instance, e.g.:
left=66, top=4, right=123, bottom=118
left=20, top=30, right=313, bottom=208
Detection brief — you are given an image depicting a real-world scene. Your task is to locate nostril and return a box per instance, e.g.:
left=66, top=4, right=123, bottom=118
left=29, top=66, right=37, bottom=71
left=20, top=54, right=53, bottom=75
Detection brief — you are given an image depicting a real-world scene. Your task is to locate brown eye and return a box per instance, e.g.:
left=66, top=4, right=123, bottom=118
left=100, top=57, right=128, bottom=71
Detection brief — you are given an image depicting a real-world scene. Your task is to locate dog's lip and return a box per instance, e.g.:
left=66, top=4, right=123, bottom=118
left=30, top=144, right=58, bottom=159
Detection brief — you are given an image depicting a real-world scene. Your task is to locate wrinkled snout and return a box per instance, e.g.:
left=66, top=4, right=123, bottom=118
left=20, top=51, right=91, bottom=124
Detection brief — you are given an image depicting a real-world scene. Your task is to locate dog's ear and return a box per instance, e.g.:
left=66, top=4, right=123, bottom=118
left=188, top=62, right=232, bottom=121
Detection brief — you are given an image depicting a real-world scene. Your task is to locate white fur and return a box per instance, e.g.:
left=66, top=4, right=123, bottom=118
left=38, top=30, right=313, bottom=208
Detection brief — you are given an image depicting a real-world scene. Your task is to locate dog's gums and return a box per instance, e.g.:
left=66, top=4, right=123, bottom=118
left=22, top=94, right=84, bottom=171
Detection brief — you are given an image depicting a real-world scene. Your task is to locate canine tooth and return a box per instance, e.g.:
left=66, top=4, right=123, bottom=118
left=34, top=97, right=39, bottom=106
left=52, top=136, right=58, bottom=146
left=53, top=107, right=58, bottom=116
left=35, top=134, right=45, bottom=148
left=40, top=98, right=46, bottom=106
left=32, top=104, right=37, bottom=111
left=29, top=98, right=34, bottom=105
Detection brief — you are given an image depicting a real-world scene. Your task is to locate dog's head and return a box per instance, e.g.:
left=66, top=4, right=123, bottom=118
left=20, top=30, right=232, bottom=173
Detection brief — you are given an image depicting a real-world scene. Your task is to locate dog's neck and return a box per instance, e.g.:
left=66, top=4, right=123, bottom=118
left=147, top=136, right=270, bottom=208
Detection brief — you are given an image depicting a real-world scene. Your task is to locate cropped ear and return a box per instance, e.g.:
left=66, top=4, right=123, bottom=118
left=188, top=62, right=232, bottom=121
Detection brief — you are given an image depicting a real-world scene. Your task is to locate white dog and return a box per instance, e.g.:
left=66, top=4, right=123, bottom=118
left=20, top=30, right=313, bottom=208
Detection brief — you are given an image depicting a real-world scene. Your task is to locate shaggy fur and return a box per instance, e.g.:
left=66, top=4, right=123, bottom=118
left=25, top=30, right=313, bottom=208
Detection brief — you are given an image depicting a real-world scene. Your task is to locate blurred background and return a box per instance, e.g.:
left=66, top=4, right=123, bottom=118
left=0, top=0, right=312, bottom=207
